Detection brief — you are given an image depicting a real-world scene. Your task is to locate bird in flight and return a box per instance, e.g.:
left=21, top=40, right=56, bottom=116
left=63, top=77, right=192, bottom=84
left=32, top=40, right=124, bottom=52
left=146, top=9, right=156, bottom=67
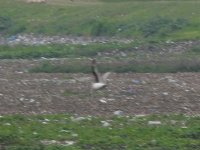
left=90, top=59, right=111, bottom=99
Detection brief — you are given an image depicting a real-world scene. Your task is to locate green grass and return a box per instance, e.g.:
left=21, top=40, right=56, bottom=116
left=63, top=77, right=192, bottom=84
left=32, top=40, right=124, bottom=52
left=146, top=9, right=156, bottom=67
left=1, top=41, right=200, bottom=73
left=0, top=42, right=137, bottom=59
left=26, top=43, right=200, bottom=73
left=0, top=0, right=200, bottom=40
left=0, top=114, right=199, bottom=150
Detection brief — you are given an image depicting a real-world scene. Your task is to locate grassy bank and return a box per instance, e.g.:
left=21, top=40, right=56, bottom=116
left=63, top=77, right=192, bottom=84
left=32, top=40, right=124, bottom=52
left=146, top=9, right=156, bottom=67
left=0, top=41, right=200, bottom=73
left=0, top=42, right=136, bottom=59
left=0, top=0, right=200, bottom=40
left=29, top=57, right=200, bottom=73
left=0, top=41, right=200, bottom=59
left=0, top=114, right=199, bottom=150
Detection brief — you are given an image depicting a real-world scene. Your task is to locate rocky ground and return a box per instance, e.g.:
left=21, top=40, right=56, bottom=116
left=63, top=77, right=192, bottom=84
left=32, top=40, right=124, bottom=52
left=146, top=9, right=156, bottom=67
left=0, top=34, right=133, bottom=45
left=0, top=59, right=199, bottom=116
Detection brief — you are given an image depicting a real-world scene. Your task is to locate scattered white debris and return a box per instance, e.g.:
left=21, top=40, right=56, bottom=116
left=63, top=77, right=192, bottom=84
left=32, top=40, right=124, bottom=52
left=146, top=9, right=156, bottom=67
left=41, top=140, right=75, bottom=146
left=166, top=40, right=174, bottom=44
left=44, top=118, right=50, bottom=122
left=113, top=110, right=123, bottom=116
left=60, top=130, right=70, bottom=133
left=30, top=99, right=35, bottom=103
left=170, top=120, right=177, bottom=125
left=2, top=34, right=133, bottom=46
left=71, top=116, right=85, bottom=122
left=148, top=121, right=162, bottom=125
left=15, top=71, right=24, bottom=74
left=33, top=132, right=38, bottom=135
left=101, top=121, right=111, bottom=127
left=168, top=78, right=177, bottom=83
left=99, top=98, right=107, bottom=103
left=132, top=79, right=140, bottom=84
left=163, top=92, right=169, bottom=96
left=180, top=121, right=187, bottom=128
left=141, top=80, right=146, bottom=84
left=181, top=126, right=188, bottom=129
left=4, top=123, right=11, bottom=126
left=63, top=141, right=76, bottom=146
left=41, top=57, right=47, bottom=60
left=19, top=97, right=25, bottom=101
left=42, top=121, right=48, bottom=124
left=107, top=98, right=115, bottom=101
left=135, top=114, right=147, bottom=117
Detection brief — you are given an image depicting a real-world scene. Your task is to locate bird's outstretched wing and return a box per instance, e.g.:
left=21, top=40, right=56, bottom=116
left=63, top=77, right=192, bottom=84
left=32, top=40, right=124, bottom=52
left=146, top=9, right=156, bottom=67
left=102, top=72, right=111, bottom=83
left=91, top=59, right=100, bottom=83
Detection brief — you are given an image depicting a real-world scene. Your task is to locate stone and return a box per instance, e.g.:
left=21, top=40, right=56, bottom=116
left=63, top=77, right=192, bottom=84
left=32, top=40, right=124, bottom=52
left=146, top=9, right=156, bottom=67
left=113, top=110, right=123, bottom=116
left=148, top=121, right=162, bottom=125
left=101, top=121, right=111, bottom=127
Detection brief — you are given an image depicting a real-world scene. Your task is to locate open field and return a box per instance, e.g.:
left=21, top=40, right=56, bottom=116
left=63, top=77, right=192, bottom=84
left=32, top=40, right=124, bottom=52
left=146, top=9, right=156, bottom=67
left=0, top=58, right=200, bottom=149
left=0, top=0, right=200, bottom=149
left=0, top=0, right=200, bottom=40
left=0, top=58, right=200, bottom=116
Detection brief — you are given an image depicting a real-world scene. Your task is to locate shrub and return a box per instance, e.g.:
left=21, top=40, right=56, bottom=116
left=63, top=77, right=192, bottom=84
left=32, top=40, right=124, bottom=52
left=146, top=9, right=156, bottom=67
left=0, top=16, right=13, bottom=33
left=140, top=16, right=188, bottom=37
left=191, top=46, right=200, bottom=53
left=89, top=19, right=114, bottom=36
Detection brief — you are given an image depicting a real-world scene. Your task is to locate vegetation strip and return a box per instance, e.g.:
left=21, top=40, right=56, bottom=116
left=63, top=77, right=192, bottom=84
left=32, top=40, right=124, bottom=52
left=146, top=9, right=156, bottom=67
left=0, top=114, right=199, bottom=149
left=29, top=57, right=200, bottom=73
left=0, top=0, right=200, bottom=40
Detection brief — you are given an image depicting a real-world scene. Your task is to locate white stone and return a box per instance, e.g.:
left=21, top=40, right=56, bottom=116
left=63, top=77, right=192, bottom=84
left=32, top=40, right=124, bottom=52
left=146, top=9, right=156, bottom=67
left=170, top=120, right=177, bottom=125
left=163, top=92, right=169, bottom=96
left=148, top=121, right=162, bottom=125
left=168, top=79, right=177, bottom=83
left=19, top=97, right=24, bottom=101
left=101, top=121, right=111, bottom=127
left=4, top=123, right=11, bottom=126
left=30, top=99, right=35, bottom=103
left=33, top=132, right=38, bottom=135
left=71, top=117, right=85, bottom=122
left=63, top=141, right=75, bottom=146
left=113, top=110, right=123, bottom=116
left=135, top=114, right=146, bottom=117
left=99, top=98, right=107, bottom=103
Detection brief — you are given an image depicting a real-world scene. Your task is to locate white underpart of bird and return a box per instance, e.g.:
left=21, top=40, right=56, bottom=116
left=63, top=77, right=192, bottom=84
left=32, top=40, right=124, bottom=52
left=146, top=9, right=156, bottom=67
left=92, top=72, right=111, bottom=90
left=92, top=82, right=106, bottom=90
